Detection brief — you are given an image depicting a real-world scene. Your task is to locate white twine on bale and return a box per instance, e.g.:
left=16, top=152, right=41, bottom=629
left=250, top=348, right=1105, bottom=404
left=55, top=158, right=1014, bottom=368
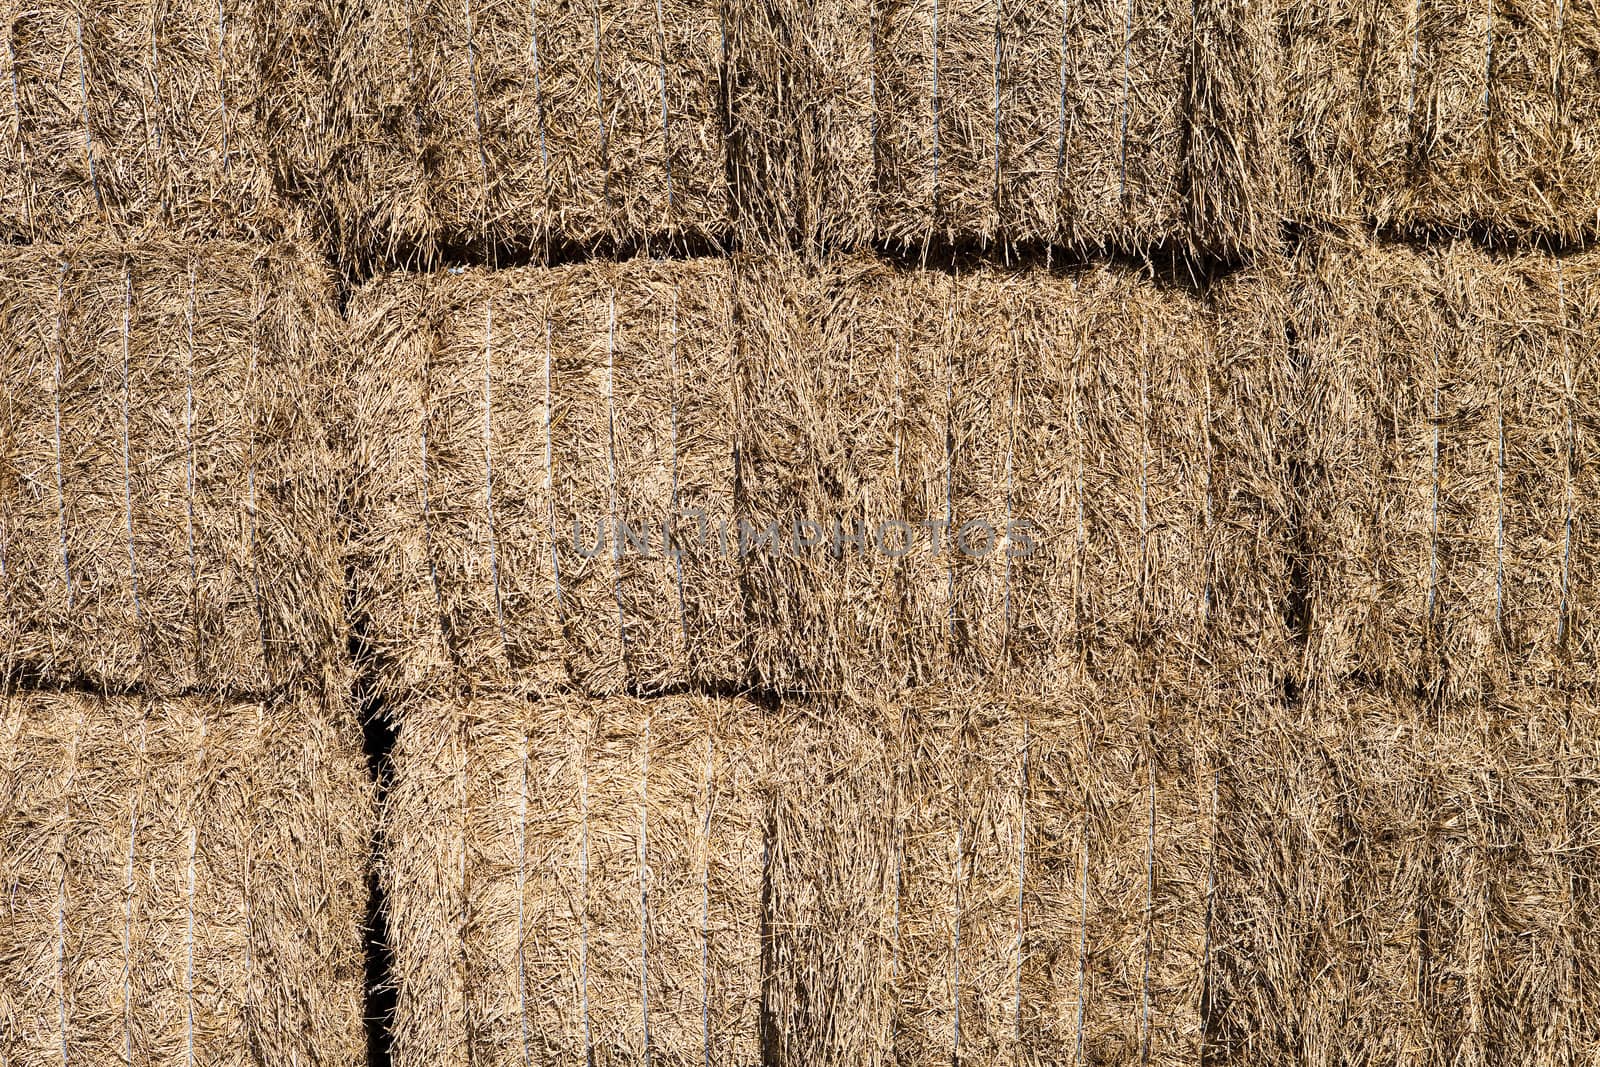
left=1200, top=371, right=1214, bottom=625
left=545, top=316, right=563, bottom=613
left=184, top=717, right=208, bottom=1067
left=482, top=301, right=510, bottom=658
left=517, top=729, right=533, bottom=1067
left=420, top=321, right=444, bottom=626
left=1054, top=0, right=1069, bottom=203
left=215, top=0, right=231, bottom=172
left=55, top=707, right=87, bottom=1067
left=240, top=705, right=262, bottom=1045
left=456, top=718, right=475, bottom=1056
left=668, top=291, right=688, bottom=651
left=1197, top=766, right=1218, bottom=1049
left=6, top=33, right=27, bottom=231
left=1557, top=264, right=1574, bottom=647
left=463, top=0, right=492, bottom=230
left=404, top=0, right=422, bottom=143
left=1406, top=0, right=1423, bottom=145
left=184, top=263, right=198, bottom=604
left=527, top=0, right=551, bottom=221
left=1427, top=332, right=1441, bottom=632
left=592, top=0, right=611, bottom=211
left=697, top=726, right=713, bottom=1067
left=52, top=264, right=72, bottom=614
left=1482, top=0, right=1494, bottom=118
left=73, top=13, right=103, bottom=213
left=942, top=295, right=957, bottom=647
left=1002, top=334, right=1019, bottom=663
left=579, top=739, right=594, bottom=1061
left=930, top=0, right=942, bottom=219
left=1011, top=716, right=1028, bottom=1052
left=122, top=715, right=149, bottom=1067
left=1072, top=809, right=1089, bottom=1067
left=120, top=260, right=141, bottom=631
left=606, top=291, right=630, bottom=670
left=950, top=728, right=965, bottom=1063
left=991, top=0, right=1004, bottom=226
left=1117, top=0, right=1134, bottom=209
left=653, top=0, right=674, bottom=226
left=1139, top=748, right=1156, bottom=1066
left=247, top=272, right=268, bottom=683
left=638, top=708, right=653, bottom=1066
left=870, top=0, right=881, bottom=195
left=1494, top=322, right=1505, bottom=636
left=148, top=0, right=166, bottom=211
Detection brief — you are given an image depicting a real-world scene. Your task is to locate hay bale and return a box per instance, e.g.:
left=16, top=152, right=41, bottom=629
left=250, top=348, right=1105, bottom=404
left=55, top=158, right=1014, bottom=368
left=766, top=684, right=1214, bottom=1066
left=0, top=0, right=316, bottom=242
left=1280, top=0, right=1600, bottom=239
left=0, top=688, right=371, bottom=1066
left=1295, top=239, right=1600, bottom=701
left=382, top=692, right=765, bottom=1066
left=348, top=257, right=742, bottom=699
left=330, top=0, right=729, bottom=259
left=0, top=239, right=344, bottom=696
left=1210, top=685, right=1587, bottom=1062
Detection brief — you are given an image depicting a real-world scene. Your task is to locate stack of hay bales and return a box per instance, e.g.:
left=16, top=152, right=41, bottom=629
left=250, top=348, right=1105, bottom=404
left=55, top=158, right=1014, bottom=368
left=0, top=0, right=325, bottom=242
left=0, top=244, right=371, bottom=1065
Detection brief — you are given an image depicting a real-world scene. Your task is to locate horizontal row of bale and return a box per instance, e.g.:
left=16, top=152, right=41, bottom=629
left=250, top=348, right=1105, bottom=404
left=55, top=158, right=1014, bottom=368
left=2, top=0, right=1596, bottom=253
left=381, top=676, right=1600, bottom=1066
left=0, top=689, right=372, bottom=1066
left=4, top=239, right=1596, bottom=703
left=347, top=242, right=1600, bottom=705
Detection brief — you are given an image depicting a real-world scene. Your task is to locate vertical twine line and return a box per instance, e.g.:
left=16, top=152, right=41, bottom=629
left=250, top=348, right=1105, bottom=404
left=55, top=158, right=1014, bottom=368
left=1427, top=338, right=1441, bottom=633
left=119, top=262, right=140, bottom=633
left=1054, top=0, right=1070, bottom=195
left=1482, top=0, right=1494, bottom=118
left=52, top=266, right=72, bottom=613
left=1138, top=750, right=1155, bottom=1066
left=592, top=0, right=611, bottom=216
left=457, top=718, right=474, bottom=1063
left=950, top=726, right=965, bottom=1063
left=1200, top=371, right=1214, bottom=624
left=929, top=0, right=941, bottom=217
left=420, top=322, right=444, bottom=623
left=545, top=317, right=562, bottom=613
left=942, top=295, right=957, bottom=649
left=184, top=719, right=206, bottom=1067
left=1001, top=336, right=1018, bottom=668
left=1137, top=348, right=1151, bottom=642
left=56, top=710, right=86, bottom=1067
left=246, top=273, right=268, bottom=683
left=639, top=710, right=652, bottom=1066
left=869, top=0, right=880, bottom=200
left=6, top=32, right=28, bottom=231
left=1011, top=717, right=1028, bottom=1051
left=668, top=291, right=688, bottom=651
left=1406, top=0, right=1423, bottom=145
left=527, top=0, right=551, bottom=231
left=698, top=728, right=713, bottom=1067
left=579, top=736, right=593, bottom=1060
left=1494, top=327, right=1505, bottom=636
left=122, top=716, right=148, bottom=1067
left=404, top=0, right=421, bottom=142
left=240, top=705, right=261, bottom=1040
left=215, top=0, right=230, bottom=172
left=148, top=0, right=166, bottom=218
left=74, top=13, right=102, bottom=211
left=606, top=291, right=629, bottom=672
left=990, top=0, right=1003, bottom=227
left=463, top=0, right=491, bottom=231
left=1073, top=809, right=1089, bottom=1067
left=184, top=264, right=197, bottom=608
left=1197, top=767, right=1219, bottom=1058
left=517, top=730, right=532, bottom=1067
left=1557, top=266, right=1574, bottom=647
left=1117, top=0, right=1133, bottom=207
left=653, top=0, right=674, bottom=226
left=482, top=301, right=509, bottom=656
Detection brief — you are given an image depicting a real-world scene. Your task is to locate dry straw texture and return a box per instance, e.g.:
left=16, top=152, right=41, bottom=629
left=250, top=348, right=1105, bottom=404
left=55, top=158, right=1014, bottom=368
left=1280, top=0, right=1600, bottom=239
left=1292, top=238, right=1600, bottom=702
left=0, top=688, right=372, bottom=1066
left=0, top=0, right=322, bottom=242
left=382, top=691, right=764, bottom=1067
left=736, top=255, right=1288, bottom=696
left=0, top=239, right=346, bottom=696
left=347, top=256, right=742, bottom=701
left=729, top=0, right=1286, bottom=255
left=765, top=682, right=1221, bottom=1067
left=1209, top=684, right=1600, bottom=1062
left=328, top=0, right=729, bottom=259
